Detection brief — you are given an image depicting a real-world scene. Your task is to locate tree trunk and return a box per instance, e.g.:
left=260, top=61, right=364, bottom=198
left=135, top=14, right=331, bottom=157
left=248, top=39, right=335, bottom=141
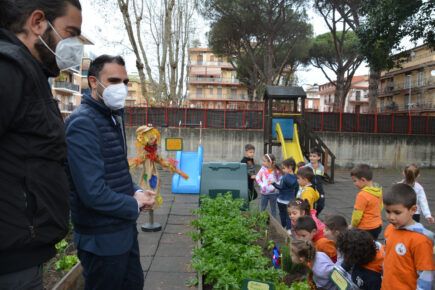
left=368, top=67, right=380, bottom=113
left=335, top=73, right=346, bottom=112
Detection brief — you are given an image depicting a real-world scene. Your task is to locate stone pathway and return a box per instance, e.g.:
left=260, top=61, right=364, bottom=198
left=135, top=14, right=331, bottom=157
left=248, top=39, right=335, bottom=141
left=136, top=170, right=198, bottom=290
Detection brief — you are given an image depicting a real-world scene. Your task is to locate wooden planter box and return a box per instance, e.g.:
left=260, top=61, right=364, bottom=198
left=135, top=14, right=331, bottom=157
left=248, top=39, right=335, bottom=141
left=52, top=263, right=84, bottom=290
left=197, top=212, right=290, bottom=290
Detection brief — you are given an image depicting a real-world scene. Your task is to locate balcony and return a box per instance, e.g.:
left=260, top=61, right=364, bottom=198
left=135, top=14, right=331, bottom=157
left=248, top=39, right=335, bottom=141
left=59, top=102, right=77, bottom=112
left=188, top=77, right=242, bottom=85
left=53, top=81, right=80, bottom=93
left=378, top=78, right=435, bottom=96
left=188, top=94, right=248, bottom=100
left=379, top=101, right=434, bottom=112
left=189, top=61, right=233, bottom=68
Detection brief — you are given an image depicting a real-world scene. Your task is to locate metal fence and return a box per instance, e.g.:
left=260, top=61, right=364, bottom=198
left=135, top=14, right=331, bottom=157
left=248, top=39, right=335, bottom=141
left=124, top=107, right=435, bottom=135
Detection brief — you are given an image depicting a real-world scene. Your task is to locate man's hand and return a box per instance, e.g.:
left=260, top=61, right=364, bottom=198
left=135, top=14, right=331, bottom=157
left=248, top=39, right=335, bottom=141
left=250, top=175, right=256, bottom=179
left=134, top=190, right=156, bottom=209
left=426, top=216, right=435, bottom=224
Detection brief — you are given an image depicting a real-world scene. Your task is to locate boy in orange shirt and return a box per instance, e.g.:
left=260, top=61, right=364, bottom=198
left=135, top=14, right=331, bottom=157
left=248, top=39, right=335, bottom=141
left=382, top=183, right=434, bottom=290
left=294, top=215, right=337, bottom=262
left=350, top=164, right=383, bottom=239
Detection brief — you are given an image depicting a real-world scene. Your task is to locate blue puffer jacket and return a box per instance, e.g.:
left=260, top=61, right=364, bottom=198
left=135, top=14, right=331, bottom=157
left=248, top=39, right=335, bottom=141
left=65, top=94, right=140, bottom=235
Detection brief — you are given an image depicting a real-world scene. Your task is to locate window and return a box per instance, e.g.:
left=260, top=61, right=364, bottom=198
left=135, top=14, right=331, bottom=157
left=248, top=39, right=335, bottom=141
left=404, top=74, right=411, bottom=89
left=196, top=54, right=203, bottom=65
left=217, top=87, right=222, bottom=96
left=417, top=70, right=424, bottom=87
left=210, top=55, right=215, bottom=62
left=231, top=88, right=237, bottom=99
left=196, top=87, right=203, bottom=97
left=355, top=90, right=361, bottom=101
left=308, top=100, right=313, bottom=109
left=209, top=87, right=213, bottom=95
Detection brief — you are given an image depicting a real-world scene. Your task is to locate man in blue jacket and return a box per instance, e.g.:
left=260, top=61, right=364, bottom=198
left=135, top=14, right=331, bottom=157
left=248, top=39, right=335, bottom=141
left=65, top=55, right=155, bottom=290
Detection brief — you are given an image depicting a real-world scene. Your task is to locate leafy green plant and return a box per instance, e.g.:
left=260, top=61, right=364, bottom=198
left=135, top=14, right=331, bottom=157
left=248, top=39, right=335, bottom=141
left=55, top=255, right=79, bottom=271
left=54, top=239, right=78, bottom=272
left=190, top=193, right=293, bottom=289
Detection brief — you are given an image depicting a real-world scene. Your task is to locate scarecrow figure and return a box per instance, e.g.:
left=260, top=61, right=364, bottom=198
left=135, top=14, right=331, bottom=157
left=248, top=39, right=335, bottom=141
left=130, top=125, right=188, bottom=231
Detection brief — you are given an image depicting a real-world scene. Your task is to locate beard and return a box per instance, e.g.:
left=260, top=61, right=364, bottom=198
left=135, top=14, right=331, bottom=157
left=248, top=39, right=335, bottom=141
left=34, top=28, right=60, bottom=77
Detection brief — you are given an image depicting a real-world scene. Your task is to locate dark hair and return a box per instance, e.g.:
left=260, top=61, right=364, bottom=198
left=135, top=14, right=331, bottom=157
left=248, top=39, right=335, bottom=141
left=297, top=161, right=306, bottom=169
left=294, top=216, right=317, bottom=232
left=404, top=164, right=419, bottom=186
left=296, top=166, right=314, bottom=183
left=0, top=0, right=82, bottom=33
left=288, top=198, right=311, bottom=214
left=383, top=183, right=416, bottom=209
left=291, top=239, right=316, bottom=263
left=350, top=164, right=373, bottom=181
left=325, top=215, right=348, bottom=233
left=282, top=157, right=296, bottom=172
left=244, top=144, right=255, bottom=151
left=87, top=55, right=126, bottom=87
left=336, top=229, right=376, bottom=266
left=309, top=147, right=322, bottom=157
left=263, top=153, right=276, bottom=164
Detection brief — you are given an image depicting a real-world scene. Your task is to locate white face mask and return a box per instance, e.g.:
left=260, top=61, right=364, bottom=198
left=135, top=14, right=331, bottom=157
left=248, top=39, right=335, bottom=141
left=38, top=21, right=84, bottom=70
left=97, top=81, right=128, bottom=110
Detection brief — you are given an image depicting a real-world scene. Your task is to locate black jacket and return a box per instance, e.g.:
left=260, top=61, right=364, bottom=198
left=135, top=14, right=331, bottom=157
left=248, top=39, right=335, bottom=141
left=0, top=29, right=70, bottom=274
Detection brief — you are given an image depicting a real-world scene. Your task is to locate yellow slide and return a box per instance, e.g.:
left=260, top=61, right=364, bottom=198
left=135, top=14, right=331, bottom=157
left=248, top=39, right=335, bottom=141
left=275, top=122, right=305, bottom=164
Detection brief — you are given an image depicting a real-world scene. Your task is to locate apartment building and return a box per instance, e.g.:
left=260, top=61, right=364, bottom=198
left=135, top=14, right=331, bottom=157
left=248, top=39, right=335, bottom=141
left=378, top=44, right=435, bottom=113
left=303, top=84, right=320, bottom=111
left=52, top=66, right=83, bottom=113
left=186, top=47, right=248, bottom=109
left=319, top=75, right=369, bottom=113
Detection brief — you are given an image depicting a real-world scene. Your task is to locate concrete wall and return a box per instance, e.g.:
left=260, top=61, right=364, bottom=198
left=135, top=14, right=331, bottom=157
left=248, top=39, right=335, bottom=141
left=126, top=127, right=435, bottom=168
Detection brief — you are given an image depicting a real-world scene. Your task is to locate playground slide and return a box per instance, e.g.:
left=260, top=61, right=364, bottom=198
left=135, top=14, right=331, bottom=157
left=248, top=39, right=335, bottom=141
left=171, top=145, right=203, bottom=194
left=275, top=122, right=304, bottom=164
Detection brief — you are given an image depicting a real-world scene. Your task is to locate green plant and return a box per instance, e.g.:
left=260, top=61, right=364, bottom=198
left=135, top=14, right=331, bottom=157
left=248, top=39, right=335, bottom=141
left=54, top=239, right=78, bottom=272
left=55, top=255, right=79, bottom=271
left=190, top=193, right=292, bottom=289
left=280, top=245, right=292, bottom=274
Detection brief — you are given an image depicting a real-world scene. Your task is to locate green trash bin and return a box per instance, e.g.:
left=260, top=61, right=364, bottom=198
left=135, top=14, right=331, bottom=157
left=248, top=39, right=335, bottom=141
left=200, top=162, right=249, bottom=204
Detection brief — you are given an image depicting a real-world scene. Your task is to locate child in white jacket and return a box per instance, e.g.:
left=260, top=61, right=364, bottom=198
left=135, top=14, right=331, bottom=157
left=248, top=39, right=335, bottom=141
left=401, top=164, right=434, bottom=223
left=255, top=153, right=281, bottom=217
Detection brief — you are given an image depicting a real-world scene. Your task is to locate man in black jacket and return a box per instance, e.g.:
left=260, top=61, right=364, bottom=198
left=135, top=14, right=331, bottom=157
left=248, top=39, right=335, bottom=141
left=0, top=0, right=83, bottom=288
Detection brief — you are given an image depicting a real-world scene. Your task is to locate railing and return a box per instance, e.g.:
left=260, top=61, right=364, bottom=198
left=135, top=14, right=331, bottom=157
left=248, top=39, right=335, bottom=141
left=379, top=79, right=435, bottom=95
left=189, top=61, right=233, bottom=67
left=188, top=94, right=249, bottom=100
left=188, top=77, right=241, bottom=85
left=53, top=81, right=80, bottom=92
left=298, top=118, right=336, bottom=183
left=123, top=107, right=435, bottom=135
left=379, top=102, right=434, bottom=112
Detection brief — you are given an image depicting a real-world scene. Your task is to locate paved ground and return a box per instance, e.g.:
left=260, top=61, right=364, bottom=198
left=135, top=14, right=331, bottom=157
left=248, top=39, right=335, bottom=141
left=136, top=168, right=435, bottom=289
left=319, top=168, right=435, bottom=236
left=135, top=170, right=198, bottom=290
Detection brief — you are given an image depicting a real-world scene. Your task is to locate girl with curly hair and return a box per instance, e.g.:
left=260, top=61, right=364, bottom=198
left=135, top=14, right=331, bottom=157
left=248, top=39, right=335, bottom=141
left=336, top=229, right=383, bottom=290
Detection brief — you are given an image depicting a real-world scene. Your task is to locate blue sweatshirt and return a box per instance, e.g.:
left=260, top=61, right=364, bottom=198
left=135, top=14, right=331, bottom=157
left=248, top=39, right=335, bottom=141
left=272, top=173, right=298, bottom=203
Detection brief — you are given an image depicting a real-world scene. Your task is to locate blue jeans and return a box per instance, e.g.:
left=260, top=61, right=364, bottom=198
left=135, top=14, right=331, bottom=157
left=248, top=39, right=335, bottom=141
left=277, top=201, right=291, bottom=229
left=260, top=193, right=278, bottom=217
left=78, top=237, right=144, bottom=290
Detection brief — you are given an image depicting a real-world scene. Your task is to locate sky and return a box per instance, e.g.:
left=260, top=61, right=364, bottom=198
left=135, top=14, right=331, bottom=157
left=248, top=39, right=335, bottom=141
left=79, top=0, right=369, bottom=86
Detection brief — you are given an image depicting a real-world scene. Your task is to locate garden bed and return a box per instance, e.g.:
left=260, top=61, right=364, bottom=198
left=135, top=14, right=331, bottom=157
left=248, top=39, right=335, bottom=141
left=43, top=229, right=82, bottom=289
left=191, top=194, right=310, bottom=290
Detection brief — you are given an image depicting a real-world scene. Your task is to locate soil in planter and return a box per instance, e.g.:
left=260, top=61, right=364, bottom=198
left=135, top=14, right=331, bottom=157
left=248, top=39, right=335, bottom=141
left=43, top=231, right=78, bottom=289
